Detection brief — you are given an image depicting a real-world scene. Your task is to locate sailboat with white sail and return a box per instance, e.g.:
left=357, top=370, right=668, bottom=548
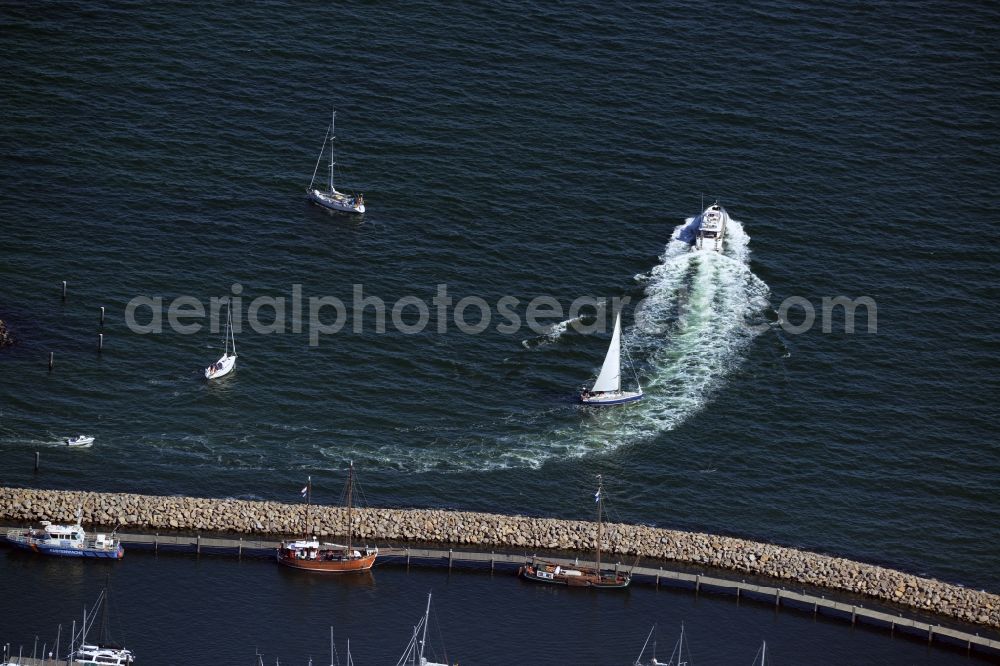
left=204, top=301, right=237, bottom=380
left=580, top=311, right=643, bottom=405
left=307, top=108, right=366, bottom=214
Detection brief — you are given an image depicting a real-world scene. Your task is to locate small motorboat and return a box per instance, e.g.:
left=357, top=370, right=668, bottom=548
left=66, top=435, right=95, bottom=448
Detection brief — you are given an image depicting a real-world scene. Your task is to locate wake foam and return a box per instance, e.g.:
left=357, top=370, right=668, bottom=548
left=500, top=215, right=770, bottom=468
left=322, top=216, right=770, bottom=472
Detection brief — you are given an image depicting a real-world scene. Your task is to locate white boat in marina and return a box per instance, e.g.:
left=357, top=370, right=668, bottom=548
left=692, top=201, right=729, bottom=252
left=204, top=302, right=237, bottom=380
left=66, top=435, right=95, bottom=448
left=307, top=107, right=366, bottom=214
left=633, top=623, right=691, bottom=666
left=69, top=588, right=135, bottom=665
left=395, top=592, right=450, bottom=666
left=72, top=643, right=135, bottom=665
left=580, top=312, right=643, bottom=406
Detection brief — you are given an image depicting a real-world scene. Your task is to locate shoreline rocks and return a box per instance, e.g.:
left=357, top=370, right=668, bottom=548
left=1, top=485, right=997, bottom=629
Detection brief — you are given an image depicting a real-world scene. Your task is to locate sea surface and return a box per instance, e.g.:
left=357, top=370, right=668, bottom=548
left=1, top=1, right=999, bottom=662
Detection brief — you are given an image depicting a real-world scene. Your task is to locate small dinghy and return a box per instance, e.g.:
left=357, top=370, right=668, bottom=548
left=306, top=107, right=366, bottom=214
left=204, top=302, right=237, bottom=380
left=66, top=435, right=94, bottom=448
left=579, top=312, right=643, bottom=406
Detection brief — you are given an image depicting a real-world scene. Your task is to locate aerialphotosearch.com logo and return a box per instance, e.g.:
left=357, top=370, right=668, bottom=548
left=124, top=283, right=877, bottom=345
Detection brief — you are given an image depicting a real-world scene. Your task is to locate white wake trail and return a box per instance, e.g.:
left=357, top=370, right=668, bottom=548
left=507, top=216, right=771, bottom=467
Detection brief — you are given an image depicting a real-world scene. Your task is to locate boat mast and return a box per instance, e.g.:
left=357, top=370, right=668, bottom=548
left=418, top=592, right=432, bottom=663
left=229, top=303, right=236, bottom=356
left=305, top=475, right=312, bottom=537
left=596, top=475, right=603, bottom=572
left=346, top=461, right=353, bottom=553
left=329, top=108, right=336, bottom=193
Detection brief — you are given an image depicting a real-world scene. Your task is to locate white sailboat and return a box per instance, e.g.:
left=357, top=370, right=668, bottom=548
left=633, top=624, right=691, bottom=666
left=580, top=312, right=643, bottom=405
left=395, top=592, right=449, bottom=666
left=204, top=302, right=237, bottom=380
left=307, top=107, right=366, bottom=214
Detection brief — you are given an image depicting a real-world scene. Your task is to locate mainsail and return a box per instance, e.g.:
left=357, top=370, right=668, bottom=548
left=591, top=313, right=623, bottom=393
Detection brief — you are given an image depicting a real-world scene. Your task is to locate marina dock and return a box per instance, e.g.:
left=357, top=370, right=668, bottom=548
left=10, top=529, right=995, bottom=657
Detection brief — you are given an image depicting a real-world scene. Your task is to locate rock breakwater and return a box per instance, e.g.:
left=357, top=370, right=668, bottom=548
left=1, top=485, right=996, bottom=629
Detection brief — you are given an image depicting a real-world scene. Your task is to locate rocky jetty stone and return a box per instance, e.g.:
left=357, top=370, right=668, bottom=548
left=0, top=485, right=996, bottom=629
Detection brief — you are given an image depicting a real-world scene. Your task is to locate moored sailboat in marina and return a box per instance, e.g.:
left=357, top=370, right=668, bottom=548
left=277, top=463, right=378, bottom=572
left=395, top=592, right=450, bottom=666
left=518, top=475, right=631, bottom=588
left=69, top=587, right=135, bottom=665
left=633, top=623, right=691, bottom=666
left=580, top=311, right=643, bottom=406
left=307, top=107, right=366, bottom=214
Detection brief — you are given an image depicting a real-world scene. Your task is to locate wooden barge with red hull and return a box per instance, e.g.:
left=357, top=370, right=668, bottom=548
left=277, top=462, right=379, bottom=574
left=277, top=538, right=377, bottom=572
left=518, top=560, right=630, bottom=588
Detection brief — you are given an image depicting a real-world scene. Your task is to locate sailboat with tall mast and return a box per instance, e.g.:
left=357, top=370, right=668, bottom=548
left=204, top=301, right=237, bottom=380
left=580, top=311, right=643, bottom=405
left=395, top=592, right=450, bottom=666
left=517, top=475, right=631, bottom=588
left=276, top=463, right=378, bottom=572
left=307, top=107, right=366, bottom=214
left=68, top=587, right=135, bottom=665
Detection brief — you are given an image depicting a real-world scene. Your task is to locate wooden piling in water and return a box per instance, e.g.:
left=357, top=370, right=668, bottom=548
left=61, top=281, right=66, bottom=302
left=48, top=352, right=53, bottom=372
left=98, top=334, right=103, bottom=353
left=33, top=452, right=39, bottom=473
left=99, top=306, right=105, bottom=329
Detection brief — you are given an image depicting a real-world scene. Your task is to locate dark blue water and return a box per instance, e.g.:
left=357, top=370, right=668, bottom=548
left=2, top=1, right=999, bottom=659
left=1, top=551, right=996, bottom=665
